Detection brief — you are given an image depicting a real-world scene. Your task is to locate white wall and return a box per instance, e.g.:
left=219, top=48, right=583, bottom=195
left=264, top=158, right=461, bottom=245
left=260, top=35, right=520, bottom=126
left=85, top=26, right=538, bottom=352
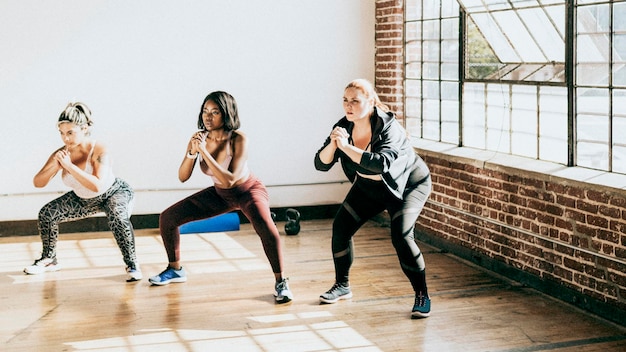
left=0, top=0, right=374, bottom=221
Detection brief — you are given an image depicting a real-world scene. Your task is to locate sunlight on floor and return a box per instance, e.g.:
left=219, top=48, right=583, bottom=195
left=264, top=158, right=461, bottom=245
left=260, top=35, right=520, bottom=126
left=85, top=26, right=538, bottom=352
left=3, top=232, right=269, bottom=284
left=64, top=311, right=382, bottom=352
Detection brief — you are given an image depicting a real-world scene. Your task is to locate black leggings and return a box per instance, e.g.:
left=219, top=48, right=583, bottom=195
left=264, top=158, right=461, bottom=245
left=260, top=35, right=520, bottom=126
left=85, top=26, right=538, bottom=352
left=331, top=171, right=431, bottom=294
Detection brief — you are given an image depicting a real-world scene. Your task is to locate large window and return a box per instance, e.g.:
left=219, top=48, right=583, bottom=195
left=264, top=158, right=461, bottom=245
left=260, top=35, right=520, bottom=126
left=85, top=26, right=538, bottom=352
left=405, top=0, right=626, bottom=173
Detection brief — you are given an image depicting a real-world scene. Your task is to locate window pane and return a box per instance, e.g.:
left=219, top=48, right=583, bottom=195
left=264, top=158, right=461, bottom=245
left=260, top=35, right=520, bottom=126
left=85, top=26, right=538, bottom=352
left=613, top=146, right=626, bottom=173
left=423, top=118, right=440, bottom=139
left=525, top=64, right=565, bottom=82
left=406, top=62, right=421, bottom=79
left=577, top=141, right=609, bottom=170
left=613, top=89, right=626, bottom=173
left=406, top=96, right=422, bottom=120
left=406, top=116, right=422, bottom=138
left=459, top=0, right=486, bottom=12
left=577, top=0, right=606, bottom=5
left=471, top=13, right=519, bottom=62
left=577, top=4, right=610, bottom=33
left=539, top=87, right=568, bottom=164
left=423, top=80, right=440, bottom=139
left=511, top=85, right=538, bottom=158
left=614, top=34, right=626, bottom=87
left=442, top=38, right=459, bottom=61
left=616, top=2, right=626, bottom=31
left=442, top=81, right=460, bottom=144
left=441, top=81, right=458, bottom=101
left=406, top=0, right=423, bottom=21
left=442, top=120, right=459, bottom=144
left=463, top=83, right=487, bottom=148
left=423, top=62, right=440, bottom=80
left=544, top=5, right=566, bottom=38
left=423, top=0, right=441, bottom=20
left=441, top=0, right=460, bottom=18
left=405, top=80, right=422, bottom=120
left=577, top=88, right=609, bottom=121
left=485, top=0, right=512, bottom=11
left=424, top=40, right=440, bottom=62
left=442, top=62, right=459, bottom=80
left=405, top=22, right=421, bottom=41
left=486, top=84, right=511, bottom=153
left=466, top=17, right=501, bottom=79
left=575, top=34, right=605, bottom=63
left=492, top=11, right=546, bottom=62
left=518, top=8, right=564, bottom=61
left=577, top=62, right=609, bottom=86
left=423, top=20, right=440, bottom=39
left=406, top=98, right=422, bottom=137
left=406, top=79, right=422, bottom=98
left=441, top=18, right=458, bottom=39
left=576, top=88, right=609, bottom=170
left=614, top=116, right=626, bottom=146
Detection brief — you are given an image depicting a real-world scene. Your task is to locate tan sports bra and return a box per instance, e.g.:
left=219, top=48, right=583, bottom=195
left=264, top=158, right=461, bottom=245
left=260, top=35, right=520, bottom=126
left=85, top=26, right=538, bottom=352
left=199, top=133, right=250, bottom=185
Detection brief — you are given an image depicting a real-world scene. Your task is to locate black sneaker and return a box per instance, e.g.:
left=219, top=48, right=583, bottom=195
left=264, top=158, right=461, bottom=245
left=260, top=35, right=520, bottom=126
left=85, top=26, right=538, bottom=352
left=411, top=293, right=431, bottom=318
left=319, top=282, right=352, bottom=304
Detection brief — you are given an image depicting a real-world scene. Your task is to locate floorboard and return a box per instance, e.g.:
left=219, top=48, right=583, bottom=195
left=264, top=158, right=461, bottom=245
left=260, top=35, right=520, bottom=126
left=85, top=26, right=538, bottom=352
left=1, top=219, right=625, bottom=351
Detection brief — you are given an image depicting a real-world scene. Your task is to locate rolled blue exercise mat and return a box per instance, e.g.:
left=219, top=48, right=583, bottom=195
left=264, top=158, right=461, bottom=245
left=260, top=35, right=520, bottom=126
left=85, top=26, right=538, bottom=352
left=179, top=212, right=240, bottom=234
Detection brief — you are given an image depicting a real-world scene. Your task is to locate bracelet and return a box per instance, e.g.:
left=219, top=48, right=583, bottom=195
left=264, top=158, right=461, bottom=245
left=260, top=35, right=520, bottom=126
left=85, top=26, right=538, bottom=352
left=186, top=152, right=198, bottom=159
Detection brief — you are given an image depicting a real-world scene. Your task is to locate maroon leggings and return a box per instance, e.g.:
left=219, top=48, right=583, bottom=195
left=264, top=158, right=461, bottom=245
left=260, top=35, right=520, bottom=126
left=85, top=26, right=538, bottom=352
left=158, top=174, right=283, bottom=273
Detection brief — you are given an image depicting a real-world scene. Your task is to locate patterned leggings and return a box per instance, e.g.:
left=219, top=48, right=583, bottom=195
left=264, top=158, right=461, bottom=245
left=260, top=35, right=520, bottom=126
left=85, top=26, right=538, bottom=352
left=37, top=178, right=139, bottom=269
left=331, top=171, right=432, bottom=294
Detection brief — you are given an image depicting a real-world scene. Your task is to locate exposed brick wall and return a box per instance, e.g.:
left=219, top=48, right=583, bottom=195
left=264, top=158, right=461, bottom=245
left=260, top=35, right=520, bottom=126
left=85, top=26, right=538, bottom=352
left=417, top=151, right=626, bottom=315
left=374, top=0, right=626, bottom=325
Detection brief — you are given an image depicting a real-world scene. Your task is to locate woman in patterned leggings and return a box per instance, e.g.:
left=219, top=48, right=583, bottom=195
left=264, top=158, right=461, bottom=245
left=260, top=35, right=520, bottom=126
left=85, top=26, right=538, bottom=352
left=24, top=102, right=142, bottom=282
left=314, top=79, right=433, bottom=318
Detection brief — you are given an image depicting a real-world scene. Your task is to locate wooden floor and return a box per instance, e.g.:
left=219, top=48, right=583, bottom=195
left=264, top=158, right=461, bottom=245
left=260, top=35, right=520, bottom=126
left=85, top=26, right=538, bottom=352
left=2, top=219, right=625, bottom=352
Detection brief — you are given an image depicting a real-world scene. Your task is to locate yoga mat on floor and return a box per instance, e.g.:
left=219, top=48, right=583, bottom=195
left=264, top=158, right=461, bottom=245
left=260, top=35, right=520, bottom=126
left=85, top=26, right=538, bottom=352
left=179, top=212, right=240, bottom=234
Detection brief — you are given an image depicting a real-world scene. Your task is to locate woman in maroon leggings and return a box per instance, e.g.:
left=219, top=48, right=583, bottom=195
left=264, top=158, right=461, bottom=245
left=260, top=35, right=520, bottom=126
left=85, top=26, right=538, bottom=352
left=149, top=91, right=293, bottom=304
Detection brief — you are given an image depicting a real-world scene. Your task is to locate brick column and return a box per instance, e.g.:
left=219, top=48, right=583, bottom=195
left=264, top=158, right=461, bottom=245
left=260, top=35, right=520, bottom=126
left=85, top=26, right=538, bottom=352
left=375, top=0, right=404, bottom=123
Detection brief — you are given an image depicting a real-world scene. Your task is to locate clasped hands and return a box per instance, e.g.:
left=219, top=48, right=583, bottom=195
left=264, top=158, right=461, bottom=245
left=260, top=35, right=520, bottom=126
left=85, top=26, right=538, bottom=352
left=330, top=127, right=350, bottom=149
left=54, top=149, right=73, bottom=169
left=189, top=131, right=208, bottom=155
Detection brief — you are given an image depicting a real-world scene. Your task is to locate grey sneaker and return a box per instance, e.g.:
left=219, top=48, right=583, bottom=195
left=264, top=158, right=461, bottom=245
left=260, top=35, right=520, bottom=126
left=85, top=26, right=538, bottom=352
left=411, top=293, right=431, bottom=318
left=149, top=266, right=187, bottom=285
left=274, top=278, right=293, bottom=304
left=319, top=282, right=352, bottom=304
left=24, top=257, right=60, bottom=275
left=126, top=267, right=143, bottom=282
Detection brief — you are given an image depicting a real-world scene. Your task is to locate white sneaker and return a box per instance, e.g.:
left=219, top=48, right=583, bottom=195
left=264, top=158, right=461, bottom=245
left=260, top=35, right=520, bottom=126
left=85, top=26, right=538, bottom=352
left=126, top=267, right=143, bottom=282
left=24, top=257, right=60, bottom=275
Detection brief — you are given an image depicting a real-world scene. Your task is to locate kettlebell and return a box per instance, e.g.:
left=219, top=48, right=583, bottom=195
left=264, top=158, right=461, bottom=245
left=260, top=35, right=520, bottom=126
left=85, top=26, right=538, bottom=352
left=284, top=208, right=301, bottom=235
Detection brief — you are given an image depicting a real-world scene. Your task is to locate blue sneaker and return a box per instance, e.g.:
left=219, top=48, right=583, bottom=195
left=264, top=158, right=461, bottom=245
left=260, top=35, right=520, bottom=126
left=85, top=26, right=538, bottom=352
left=411, top=293, right=431, bottom=318
left=149, top=266, right=187, bottom=286
left=319, top=282, right=352, bottom=304
left=274, top=278, right=293, bottom=304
